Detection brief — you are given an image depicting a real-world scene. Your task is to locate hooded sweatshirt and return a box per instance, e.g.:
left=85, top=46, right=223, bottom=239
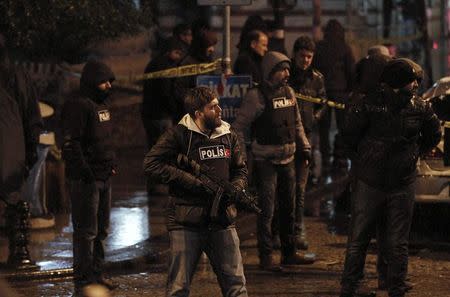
left=61, top=60, right=116, bottom=182
left=232, top=51, right=310, bottom=164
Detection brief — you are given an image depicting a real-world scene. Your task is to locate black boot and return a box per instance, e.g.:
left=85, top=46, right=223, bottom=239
left=259, top=253, right=281, bottom=271
left=281, top=252, right=316, bottom=265
left=96, top=275, right=118, bottom=290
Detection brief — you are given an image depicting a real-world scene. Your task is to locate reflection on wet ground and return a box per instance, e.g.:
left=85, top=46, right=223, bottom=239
left=322, top=167, right=450, bottom=245
left=0, top=203, right=150, bottom=271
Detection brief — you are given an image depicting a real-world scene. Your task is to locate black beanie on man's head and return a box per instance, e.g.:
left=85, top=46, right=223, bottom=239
left=272, top=61, right=290, bottom=73
left=380, top=59, right=417, bottom=89
left=80, top=60, right=115, bottom=88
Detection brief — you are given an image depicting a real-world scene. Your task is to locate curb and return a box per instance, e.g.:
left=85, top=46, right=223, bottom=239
left=0, top=239, right=167, bottom=282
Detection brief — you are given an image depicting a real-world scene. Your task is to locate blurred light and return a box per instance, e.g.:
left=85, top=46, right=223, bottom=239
left=433, top=41, right=439, bottom=50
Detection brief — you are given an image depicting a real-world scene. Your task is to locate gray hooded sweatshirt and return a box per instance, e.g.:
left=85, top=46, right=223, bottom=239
left=232, top=51, right=310, bottom=164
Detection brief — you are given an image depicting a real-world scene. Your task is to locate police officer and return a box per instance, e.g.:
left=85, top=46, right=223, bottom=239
left=62, top=60, right=117, bottom=294
left=233, top=51, right=315, bottom=270
left=144, top=86, right=248, bottom=297
left=339, top=59, right=441, bottom=297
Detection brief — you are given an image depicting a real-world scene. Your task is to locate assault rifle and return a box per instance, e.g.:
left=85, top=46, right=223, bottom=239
left=176, top=154, right=261, bottom=220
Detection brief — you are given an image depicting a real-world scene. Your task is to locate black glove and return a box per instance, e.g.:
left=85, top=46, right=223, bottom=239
left=297, top=150, right=312, bottom=163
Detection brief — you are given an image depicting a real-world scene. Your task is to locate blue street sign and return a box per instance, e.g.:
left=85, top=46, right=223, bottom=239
left=196, top=75, right=252, bottom=123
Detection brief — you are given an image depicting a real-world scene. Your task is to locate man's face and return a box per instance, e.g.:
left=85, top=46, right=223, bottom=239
left=402, top=79, right=419, bottom=94
left=199, top=98, right=222, bottom=130
left=168, top=49, right=184, bottom=62
left=294, top=49, right=314, bottom=70
left=180, top=30, right=192, bottom=45
left=251, top=34, right=268, bottom=57
left=206, top=45, right=215, bottom=59
left=270, top=67, right=290, bottom=87
left=97, top=81, right=112, bottom=92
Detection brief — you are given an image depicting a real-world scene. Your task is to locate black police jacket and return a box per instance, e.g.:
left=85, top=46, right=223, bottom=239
left=62, top=95, right=115, bottom=182
left=343, top=87, right=441, bottom=190
left=143, top=114, right=248, bottom=230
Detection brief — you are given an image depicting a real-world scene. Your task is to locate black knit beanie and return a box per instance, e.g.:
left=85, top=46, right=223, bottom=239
left=272, top=61, right=291, bottom=73
left=381, top=59, right=417, bottom=89
left=80, top=60, right=115, bottom=88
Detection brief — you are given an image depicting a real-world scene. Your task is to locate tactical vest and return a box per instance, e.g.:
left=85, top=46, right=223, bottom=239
left=84, top=98, right=115, bottom=180
left=185, top=130, right=231, bottom=183
left=253, top=85, right=297, bottom=145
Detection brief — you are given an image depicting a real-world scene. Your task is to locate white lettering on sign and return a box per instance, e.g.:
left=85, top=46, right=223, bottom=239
left=207, top=82, right=250, bottom=98
left=272, top=97, right=295, bottom=109
left=221, top=106, right=237, bottom=120
left=98, top=110, right=111, bottom=122
left=198, top=145, right=230, bottom=160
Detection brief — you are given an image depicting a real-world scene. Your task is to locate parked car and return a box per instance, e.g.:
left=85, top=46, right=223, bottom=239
left=416, top=76, right=449, bottom=204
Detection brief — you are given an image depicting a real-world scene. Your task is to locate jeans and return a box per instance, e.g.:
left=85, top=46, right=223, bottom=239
left=254, top=160, right=296, bottom=257
left=340, top=180, right=415, bottom=297
left=69, top=179, right=111, bottom=284
left=166, top=228, right=247, bottom=297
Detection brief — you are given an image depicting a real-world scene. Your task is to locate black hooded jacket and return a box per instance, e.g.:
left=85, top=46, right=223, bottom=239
left=142, top=54, right=182, bottom=122
left=343, top=86, right=441, bottom=189
left=233, top=49, right=264, bottom=85
left=62, top=61, right=116, bottom=182
left=312, top=20, right=355, bottom=99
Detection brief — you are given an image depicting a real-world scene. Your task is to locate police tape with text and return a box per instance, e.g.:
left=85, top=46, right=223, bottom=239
left=176, top=154, right=261, bottom=221
left=295, top=93, right=345, bottom=109
left=115, top=59, right=223, bottom=84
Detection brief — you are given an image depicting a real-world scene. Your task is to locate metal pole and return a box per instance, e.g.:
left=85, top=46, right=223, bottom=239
left=223, top=5, right=232, bottom=75
left=440, top=0, right=448, bottom=77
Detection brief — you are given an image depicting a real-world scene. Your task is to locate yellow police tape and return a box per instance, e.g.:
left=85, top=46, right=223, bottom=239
left=115, top=59, right=222, bottom=83
left=295, top=93, right=345, bottom=109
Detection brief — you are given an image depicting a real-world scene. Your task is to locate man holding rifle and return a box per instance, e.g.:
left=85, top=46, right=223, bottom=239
left=144, top=86, right=253, bottom=297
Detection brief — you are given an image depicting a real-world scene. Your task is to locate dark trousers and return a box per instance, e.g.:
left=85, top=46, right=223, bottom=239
left=255, top=160, right=296, bottom=257
left=69, top=179, right=111, bottom=284
left=295, top=156, right=309, bottom=235
left=340, top=180, right=415, bottom=297
left=318, top=91, right=347, bottom=165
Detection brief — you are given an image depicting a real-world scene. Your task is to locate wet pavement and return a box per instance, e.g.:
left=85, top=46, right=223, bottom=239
left=1, top=147, right=450, bottom=296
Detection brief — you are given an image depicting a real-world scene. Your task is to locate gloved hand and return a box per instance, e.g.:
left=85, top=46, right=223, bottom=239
left=297, top=150, right=312, bottom=164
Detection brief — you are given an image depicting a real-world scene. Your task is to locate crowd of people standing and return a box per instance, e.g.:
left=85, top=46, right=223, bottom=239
left=139, top=15, right=442, bottom=297
left=0, top=12, right=442, bottom=297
